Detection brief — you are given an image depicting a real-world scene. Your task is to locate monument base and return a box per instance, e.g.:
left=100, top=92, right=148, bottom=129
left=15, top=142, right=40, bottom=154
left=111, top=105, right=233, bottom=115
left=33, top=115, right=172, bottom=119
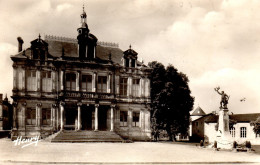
left=216, top=136, right=233, bottom=149
left=216, top=107, right=233, bottom=150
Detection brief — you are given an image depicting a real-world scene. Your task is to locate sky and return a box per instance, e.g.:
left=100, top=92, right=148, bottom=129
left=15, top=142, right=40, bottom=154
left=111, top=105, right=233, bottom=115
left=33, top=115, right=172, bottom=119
left=0, top=0, right=259, bottom=114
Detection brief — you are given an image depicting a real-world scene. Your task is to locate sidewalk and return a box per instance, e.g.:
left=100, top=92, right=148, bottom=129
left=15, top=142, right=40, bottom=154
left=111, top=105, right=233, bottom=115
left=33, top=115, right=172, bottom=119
left=0, top=138, right=259, bottom=164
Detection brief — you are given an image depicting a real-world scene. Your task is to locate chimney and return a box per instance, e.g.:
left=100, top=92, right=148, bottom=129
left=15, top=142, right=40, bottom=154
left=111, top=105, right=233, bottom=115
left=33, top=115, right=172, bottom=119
left=0, top=94, right=2, bottom=101
left=17, top=37, right=24, bottom=52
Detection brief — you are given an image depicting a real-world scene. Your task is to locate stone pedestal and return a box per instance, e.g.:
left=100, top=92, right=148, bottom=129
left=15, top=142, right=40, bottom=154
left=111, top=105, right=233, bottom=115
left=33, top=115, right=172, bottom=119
left=216, top=108, right=232, bottom=149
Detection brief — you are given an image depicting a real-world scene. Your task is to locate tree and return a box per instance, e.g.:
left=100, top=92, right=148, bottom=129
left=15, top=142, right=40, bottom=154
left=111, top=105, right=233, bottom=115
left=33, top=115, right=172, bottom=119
left=148, top=61, right=166, bottom=139
left=250, top=116, right=260, bottom=135
left=149, top=61, right=194, bottom=141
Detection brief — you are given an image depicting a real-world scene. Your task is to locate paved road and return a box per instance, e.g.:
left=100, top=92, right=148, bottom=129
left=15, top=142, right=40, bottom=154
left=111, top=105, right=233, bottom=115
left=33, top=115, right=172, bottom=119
left=0, top=138, right=259, bottom=164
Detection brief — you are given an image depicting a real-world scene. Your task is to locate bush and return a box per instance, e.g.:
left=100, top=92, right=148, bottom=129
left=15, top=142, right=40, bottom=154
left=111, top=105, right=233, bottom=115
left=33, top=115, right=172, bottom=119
left=214, top=141, right=217, bottom=148
left=246, top=141, right=251, bottom=149
left=233, top=141, right=237, bottom=148
left=200, top=140, right=204, bottom=147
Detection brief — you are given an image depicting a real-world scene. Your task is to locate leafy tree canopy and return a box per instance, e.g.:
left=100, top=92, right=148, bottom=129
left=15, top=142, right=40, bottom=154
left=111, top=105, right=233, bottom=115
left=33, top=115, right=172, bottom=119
left=149, top=61, right=194, bottom=141
left=250, top=116, right=260, bottom=135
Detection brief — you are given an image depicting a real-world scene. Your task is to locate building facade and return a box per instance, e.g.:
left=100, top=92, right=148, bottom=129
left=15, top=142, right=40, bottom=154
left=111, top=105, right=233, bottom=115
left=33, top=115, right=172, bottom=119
left=192, top=113, right=260, bottom=145
left=11, top=9, right=151, bottom=140
left=189, top=106, right=206, bottom=137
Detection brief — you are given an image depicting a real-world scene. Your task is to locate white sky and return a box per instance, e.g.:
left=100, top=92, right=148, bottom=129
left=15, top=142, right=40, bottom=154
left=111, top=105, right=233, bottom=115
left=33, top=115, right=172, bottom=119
left=0, top=0, right=259, bottom=114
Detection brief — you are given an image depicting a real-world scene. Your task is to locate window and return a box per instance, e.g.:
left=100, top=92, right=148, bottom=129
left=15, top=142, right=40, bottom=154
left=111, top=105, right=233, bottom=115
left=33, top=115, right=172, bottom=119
left=125, top=58, right=129, bottom=67
left=97, top=76, right=107, bottom=93
left=230, top=127, right=235, bottom=137
left=42, top=108, right=51, bottom=125
left=132, top=112, right=140, bottom=127
left=120, top=111, right=128, bottom=127
left=131, top=59, right=135, bottom=67
left=82, top=75, right=92, bottom=92
left=66, top=73, right=76, bottom=91
left=42, top=71, right=51, bottom=92
left=27, top=70, right=36, bottom=91
left=240, top=127, right=247, bottom=138
left=26, top=108, right=36, bottom=125
left=120, top=78, right=128, bottom=96
left=132, top=79, right=140, bottom=97
left=18, top=70, right=23, bottom=90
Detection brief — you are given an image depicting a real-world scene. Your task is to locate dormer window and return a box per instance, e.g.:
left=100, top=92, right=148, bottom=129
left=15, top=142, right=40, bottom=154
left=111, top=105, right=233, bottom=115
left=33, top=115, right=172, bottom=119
left=30, top=34, right=48, bottom=60
left=123, top=45, right=138, bottom=68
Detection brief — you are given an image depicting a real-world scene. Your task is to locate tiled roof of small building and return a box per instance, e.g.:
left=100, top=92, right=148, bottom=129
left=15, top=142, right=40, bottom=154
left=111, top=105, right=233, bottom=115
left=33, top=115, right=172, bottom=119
left=230, top=113, right=260, bottom=122
left=205, top=113, right=260, bottom=123
left=191, top=106, right=206, bottom=116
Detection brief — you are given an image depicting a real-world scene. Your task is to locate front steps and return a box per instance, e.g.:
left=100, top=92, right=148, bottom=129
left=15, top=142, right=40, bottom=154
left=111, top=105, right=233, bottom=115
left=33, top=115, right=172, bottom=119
left=51, top=130, right=124, bottom=143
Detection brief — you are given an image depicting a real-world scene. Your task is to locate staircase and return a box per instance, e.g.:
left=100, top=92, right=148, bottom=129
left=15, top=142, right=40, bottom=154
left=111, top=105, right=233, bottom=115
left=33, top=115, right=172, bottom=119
left=51, top=130, right=124, bottom=143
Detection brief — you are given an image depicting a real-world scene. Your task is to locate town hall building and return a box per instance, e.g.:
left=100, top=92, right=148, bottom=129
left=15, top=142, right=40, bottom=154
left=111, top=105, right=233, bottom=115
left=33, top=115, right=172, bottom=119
left=10, top=7, right=152, bottom=141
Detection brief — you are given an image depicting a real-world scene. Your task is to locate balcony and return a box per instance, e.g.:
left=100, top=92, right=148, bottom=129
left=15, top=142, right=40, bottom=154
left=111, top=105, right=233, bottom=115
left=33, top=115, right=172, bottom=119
left=62, top=91, right=115, bottom=100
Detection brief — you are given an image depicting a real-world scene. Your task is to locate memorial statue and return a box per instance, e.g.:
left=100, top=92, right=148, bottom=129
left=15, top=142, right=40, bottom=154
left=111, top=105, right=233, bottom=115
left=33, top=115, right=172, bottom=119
left=214, top=87, right=230, bottom=109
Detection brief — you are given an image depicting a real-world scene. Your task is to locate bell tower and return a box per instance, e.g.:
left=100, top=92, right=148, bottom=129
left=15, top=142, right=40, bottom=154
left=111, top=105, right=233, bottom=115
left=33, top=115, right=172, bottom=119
left=77, top=5, right=89, bottom=59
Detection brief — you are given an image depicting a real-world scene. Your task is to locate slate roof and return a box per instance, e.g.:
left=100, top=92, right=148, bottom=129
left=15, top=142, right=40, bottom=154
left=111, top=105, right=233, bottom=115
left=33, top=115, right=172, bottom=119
left=205, top=113, right=260, bottom=123
left=12, top=37, right=146, bottom=67
left=191, top=106, right=206, bottom=116
left=46, top=40, right=124, bottom=64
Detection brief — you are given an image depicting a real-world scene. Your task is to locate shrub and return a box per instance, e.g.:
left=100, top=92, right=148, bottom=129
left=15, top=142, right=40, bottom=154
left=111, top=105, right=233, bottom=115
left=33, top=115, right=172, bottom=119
left=214, top=141, right=217, bottom=148
left=233, top=141, right=237, bottom=148
left=246, top=141, right=251, bottom=149
left=200, top=140, right=204, bottom=147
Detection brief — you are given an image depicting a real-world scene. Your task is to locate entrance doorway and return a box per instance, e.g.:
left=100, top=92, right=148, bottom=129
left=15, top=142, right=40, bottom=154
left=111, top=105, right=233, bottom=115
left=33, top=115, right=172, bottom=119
left=98, top=106, right=108, bottom=130
left=65, top=108, right=76, bottom=130
left=81, top=105, right=93, bottom=130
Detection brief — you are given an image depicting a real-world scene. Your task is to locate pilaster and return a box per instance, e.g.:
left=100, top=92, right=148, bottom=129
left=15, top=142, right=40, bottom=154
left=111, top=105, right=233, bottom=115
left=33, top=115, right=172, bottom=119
left=12, top=102, right=18, bottom=129
left=127, top=77, right=132, bottom=97
left=36, top=70, right=41, bottom=91
left=77, top=102, right=82, bottom=130
left=93, top=72, right=97, bottom=92
left=128, top=109, right=133, bottom=128
left=51, top=104, right=57, bottom=127
left=146, top=78, right=150, bottom=97
left=21, top=67, right=25, bottom=90
left=51, top=69, right=56, bottom=92
left=21, top=102, right=26, bottom=128
left=76, top=71, right=80, bottom=91
left=110, top=104, right=116, bottom=131
left=60, top=101, right=65, bottom=130
left=36, top=103, right=42, bottom=127
left=107, top=73, right=111, bottom=93
left=94, top=104, right=99, bottom=131
left=13, top=66, right=17, bottom=90
left=60, top=70, right=64, bottom=90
